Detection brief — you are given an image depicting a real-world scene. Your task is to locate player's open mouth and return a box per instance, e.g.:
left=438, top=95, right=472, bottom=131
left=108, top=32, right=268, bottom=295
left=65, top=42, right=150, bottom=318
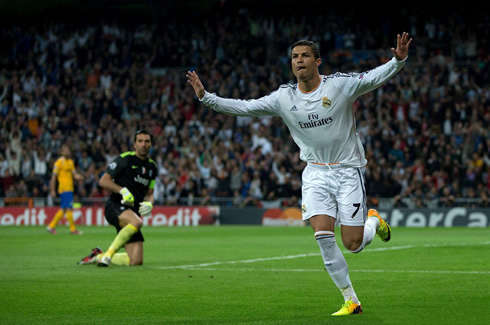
left=296, top=66, right=305, bottom=71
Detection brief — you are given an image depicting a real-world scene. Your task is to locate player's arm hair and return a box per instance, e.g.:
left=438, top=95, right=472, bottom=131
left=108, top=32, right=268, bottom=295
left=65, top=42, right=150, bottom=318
left=99, top=172, right=123, bottom=194
left=49, top=172, right=57, bottom=194
left=144, top=188, right=154, bottom=205
left=72, top=169, right=83, bottom=181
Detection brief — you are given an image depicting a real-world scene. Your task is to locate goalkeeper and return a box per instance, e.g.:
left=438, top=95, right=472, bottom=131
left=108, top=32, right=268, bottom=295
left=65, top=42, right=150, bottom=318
left=78, top=130, right=157, bottom=267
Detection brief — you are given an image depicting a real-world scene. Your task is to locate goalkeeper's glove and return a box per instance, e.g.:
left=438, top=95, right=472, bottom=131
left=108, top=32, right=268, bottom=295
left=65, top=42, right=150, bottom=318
left=138, top=201, right=153, bottom=217
left=119, top=187, right=134, bottom=206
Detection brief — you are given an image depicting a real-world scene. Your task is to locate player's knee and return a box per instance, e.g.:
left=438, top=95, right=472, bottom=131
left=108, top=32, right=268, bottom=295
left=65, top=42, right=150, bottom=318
left=343, top=238, right=363, bottom=253
left=132, top=218, right=143, bottom=229
left=349, top=245, right=364, bottom=254
left=130, top=258, right=143, bottom=266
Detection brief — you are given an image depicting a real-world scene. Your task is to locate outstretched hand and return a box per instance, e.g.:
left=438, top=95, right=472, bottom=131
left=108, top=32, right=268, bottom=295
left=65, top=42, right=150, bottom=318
left=186, top=71, right=205, bottom=100
left=391, top=32, right=413, bottom=61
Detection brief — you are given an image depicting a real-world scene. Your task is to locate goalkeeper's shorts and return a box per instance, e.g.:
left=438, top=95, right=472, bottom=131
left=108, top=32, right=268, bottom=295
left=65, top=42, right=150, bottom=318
left=105, top=200, right=144, bottom=243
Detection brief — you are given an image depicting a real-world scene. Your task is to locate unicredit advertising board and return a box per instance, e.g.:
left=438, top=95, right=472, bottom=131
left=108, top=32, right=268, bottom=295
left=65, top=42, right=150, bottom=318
left=0, top=206, right=219, bottom=226
left=262, top=207, right=304, bottom=226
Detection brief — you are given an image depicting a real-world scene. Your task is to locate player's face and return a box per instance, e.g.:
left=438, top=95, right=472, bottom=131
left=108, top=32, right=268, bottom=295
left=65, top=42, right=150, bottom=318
left=291, top=46, right=321, bottom=81
left=61, top=145, right=71, bottom=157
left=134, top=134, right=152, bottom=158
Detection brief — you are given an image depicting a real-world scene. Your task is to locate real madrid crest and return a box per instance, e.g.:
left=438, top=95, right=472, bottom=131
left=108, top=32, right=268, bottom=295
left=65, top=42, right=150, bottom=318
left=322, top=96, right=331, bottom=108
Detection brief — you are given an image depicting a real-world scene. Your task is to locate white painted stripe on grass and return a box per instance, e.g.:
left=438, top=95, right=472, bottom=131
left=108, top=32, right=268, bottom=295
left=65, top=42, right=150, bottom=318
left=154, top=241, right=490, bottom=270
left=352, top=269, right=490, bottom=275
left=171, top=267, right=490, bottom=275
left=155, top=252, right=320, bottom=270
left=357, top=241, right=490, bottom=254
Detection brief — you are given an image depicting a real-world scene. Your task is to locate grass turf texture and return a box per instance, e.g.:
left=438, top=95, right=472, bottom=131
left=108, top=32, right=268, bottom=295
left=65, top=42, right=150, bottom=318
left=0, top=226, right=489, bottom=324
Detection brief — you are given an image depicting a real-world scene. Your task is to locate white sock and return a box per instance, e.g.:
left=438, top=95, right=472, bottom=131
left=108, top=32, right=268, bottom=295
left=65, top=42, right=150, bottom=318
left=350, top=217, right=378, bottom=254
left=315, top=231, right=358, bottom=303
left=341, top=285, right=360, bottom=304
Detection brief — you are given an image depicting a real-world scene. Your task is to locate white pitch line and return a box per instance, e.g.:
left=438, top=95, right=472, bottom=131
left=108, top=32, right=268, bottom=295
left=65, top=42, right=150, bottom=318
left=153, top=242, right=490, bottom=271
left=358, top=241, right=490, bottom=254
left=351, top=269, right=490, bottom=275
left=155, top=253, right=321, bottom=270
left=167, top=267, right=490, bottom=275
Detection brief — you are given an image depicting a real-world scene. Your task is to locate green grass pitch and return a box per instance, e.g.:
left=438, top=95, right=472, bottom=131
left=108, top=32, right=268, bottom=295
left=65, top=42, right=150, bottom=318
left=1, top=225, right=489, bottom=324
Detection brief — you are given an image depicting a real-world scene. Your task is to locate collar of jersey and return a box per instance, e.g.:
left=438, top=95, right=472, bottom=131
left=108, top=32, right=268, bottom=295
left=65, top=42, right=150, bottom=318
left=296, top=76, right=323, bottom=101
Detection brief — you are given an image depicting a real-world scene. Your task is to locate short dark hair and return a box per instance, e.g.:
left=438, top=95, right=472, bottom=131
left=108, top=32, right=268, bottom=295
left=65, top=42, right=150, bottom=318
left=290, top=40, right=321, bottom=59
left=134, top=129, right=153, bottom=143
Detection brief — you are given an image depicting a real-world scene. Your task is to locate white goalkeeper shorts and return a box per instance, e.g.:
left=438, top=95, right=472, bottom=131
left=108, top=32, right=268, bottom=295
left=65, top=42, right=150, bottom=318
left=301, top=163, right=367, bottom=226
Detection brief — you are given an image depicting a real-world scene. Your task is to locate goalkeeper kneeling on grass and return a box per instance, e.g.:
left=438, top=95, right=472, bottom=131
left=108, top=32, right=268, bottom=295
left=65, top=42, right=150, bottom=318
left=78, top=130, right=158, bottom=267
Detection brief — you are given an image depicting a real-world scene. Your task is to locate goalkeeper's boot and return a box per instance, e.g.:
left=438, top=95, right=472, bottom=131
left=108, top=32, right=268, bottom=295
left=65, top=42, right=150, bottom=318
left=46, top=226, right=57, bottom=234
left=70, top=230, right=83, bottom=235
left=368, top=208, right=391, bottom=242
left=332, top=298, right=363, bottom=316
left=78, top=247, right=103, bottom=265
left=97, top=253, right=112, bottom=267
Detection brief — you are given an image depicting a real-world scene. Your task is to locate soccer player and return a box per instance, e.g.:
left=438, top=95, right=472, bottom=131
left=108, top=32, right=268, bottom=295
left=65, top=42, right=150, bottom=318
left=78, top=130, right=157, bottom=267
left=47, top=144, right=84, bottom=235
left=187, top=33, right=412, bottom=315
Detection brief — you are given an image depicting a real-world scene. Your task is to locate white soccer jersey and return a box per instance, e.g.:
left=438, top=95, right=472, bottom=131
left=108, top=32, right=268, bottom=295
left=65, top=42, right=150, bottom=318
left=201, top=57, right=406, bottom=168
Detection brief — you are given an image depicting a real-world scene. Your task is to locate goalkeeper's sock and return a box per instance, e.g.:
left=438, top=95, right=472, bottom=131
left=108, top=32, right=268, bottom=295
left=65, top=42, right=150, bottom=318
left=66, top=210, right=77, bottom=232
left=111, top=253, right=130, bottom=266
left=315, top=231, right=358, bottom=303
left=48, top=210, right=64, bottom=229
left=96, top=253, right=130, bottom=266
left=105, top=224, right=139, bottom=257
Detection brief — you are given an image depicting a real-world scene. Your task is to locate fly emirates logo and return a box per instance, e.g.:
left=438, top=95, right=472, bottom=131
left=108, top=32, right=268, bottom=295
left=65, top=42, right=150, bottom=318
left=298, top=113, right=333, bottom=129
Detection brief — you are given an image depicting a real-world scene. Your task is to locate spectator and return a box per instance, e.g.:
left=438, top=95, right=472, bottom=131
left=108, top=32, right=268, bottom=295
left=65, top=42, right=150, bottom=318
left=0, top=6, right=488, bottom=208
left=229, top=164, right=243, bottom=194
left=20, top=148, right=33, bottom=179
left=249, top=171, right=263, bottom=200
left=439, top=186, right=456, bottom=207
left=5, top=146, right=21, bottom=178
left=25, top=170, right=43, bottom=197
left=78, top=150, right=94, bottom=172
left=33, top=149, right=50, bottom=182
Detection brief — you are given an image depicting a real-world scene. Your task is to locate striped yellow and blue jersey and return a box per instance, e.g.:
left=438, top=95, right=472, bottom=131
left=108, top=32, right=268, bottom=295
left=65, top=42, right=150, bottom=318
left=53, top=157, right=76, bottom=193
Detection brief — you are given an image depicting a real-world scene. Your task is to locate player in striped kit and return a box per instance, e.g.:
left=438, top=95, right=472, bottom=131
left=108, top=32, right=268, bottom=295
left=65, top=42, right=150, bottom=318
left=187, top=32, right=412, bottom=315
left=47, top=144, right=84, bottom=234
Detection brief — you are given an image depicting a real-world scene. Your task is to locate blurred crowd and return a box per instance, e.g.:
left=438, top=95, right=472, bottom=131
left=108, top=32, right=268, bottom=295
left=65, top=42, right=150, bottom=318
left=0, top=6, right=489, bottom=208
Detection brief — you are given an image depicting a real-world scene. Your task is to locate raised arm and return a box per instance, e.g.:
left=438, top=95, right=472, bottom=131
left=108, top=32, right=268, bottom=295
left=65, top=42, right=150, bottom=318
left=391, top=32, right=413, bottom=62
left=185, top=70, right=279, bottom=117
left=186, top=71, right=205, bottom=100
left=339, top=32, right=413, bottom=99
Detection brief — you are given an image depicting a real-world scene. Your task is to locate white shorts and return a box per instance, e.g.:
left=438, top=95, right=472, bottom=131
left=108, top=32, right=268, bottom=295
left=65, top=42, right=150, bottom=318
left=301, top=164, right=367, bottom=226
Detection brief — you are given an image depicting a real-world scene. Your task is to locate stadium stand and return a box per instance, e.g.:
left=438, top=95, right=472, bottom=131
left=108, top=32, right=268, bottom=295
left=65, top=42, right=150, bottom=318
left=0, top=2, right=488, bottom=208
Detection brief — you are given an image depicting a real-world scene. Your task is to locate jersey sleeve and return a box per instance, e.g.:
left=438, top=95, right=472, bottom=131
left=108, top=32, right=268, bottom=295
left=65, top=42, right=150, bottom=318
left=52, top=159, right=61, bottom=174
left=105, top=155, right=127, bottom=178
left=149, top=163, right=158, bottom=189
left=69, top=160, right=75, bottom=173
left=200, top=90, right=280, bottom=116
left=336, top=57, right=406, bottom=99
